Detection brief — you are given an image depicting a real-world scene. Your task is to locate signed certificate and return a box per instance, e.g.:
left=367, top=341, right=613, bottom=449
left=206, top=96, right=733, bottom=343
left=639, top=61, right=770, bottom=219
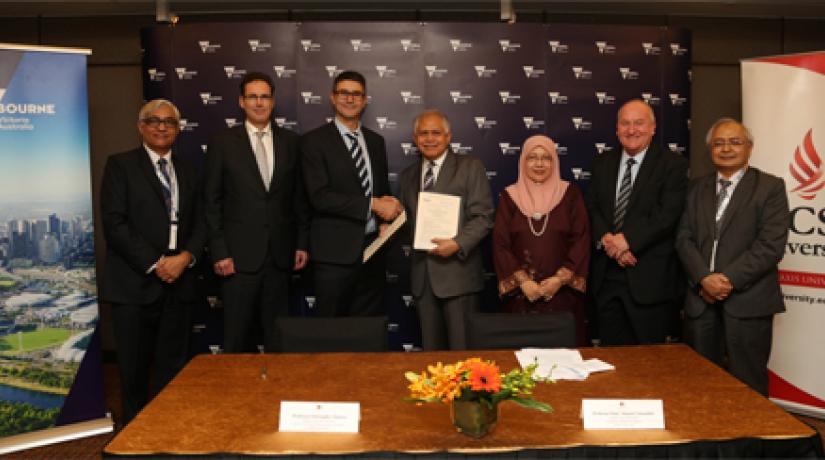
left=413, top=191, right=461, bottom=251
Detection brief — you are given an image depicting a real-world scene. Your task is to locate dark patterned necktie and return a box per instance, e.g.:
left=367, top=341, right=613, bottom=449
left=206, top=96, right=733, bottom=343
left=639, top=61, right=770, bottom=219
left=613, top=157, right=636, bottom=231
left=346, top=132, right=371, bottom=197
left=157, top=157, right=172, bottom=214
left=715, top=178, right=732, bottom=236
left=422, top=160, right=435, bottom=191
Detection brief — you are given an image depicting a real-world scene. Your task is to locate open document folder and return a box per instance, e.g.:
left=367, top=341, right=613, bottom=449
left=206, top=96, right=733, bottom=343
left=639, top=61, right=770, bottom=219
left=363, top=211, right=406, bottom=263
left=516, top=348, right=615, bottom=381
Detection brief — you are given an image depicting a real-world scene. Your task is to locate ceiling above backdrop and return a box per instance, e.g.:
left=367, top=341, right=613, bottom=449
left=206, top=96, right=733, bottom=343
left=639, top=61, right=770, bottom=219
left=2, top=1, right=825, bottom=20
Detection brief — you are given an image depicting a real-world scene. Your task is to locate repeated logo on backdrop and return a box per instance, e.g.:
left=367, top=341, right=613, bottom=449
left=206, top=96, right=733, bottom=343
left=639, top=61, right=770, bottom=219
left=142, top=22, right=691, bottom=349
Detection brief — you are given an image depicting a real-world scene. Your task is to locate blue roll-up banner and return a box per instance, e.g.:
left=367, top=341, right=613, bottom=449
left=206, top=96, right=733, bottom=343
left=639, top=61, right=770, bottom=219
left=141, top=22, right=691, bottom=352
left=0, top=43, right=111, bottom=455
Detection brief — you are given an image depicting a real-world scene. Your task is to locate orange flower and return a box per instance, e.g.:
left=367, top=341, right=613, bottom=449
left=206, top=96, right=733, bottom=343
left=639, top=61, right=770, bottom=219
left=466, top=360, right=502, bottom=392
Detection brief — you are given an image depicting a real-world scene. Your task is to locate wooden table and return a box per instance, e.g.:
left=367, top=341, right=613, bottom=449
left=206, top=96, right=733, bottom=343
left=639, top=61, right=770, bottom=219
left=104, top=344, right=820, bottom=457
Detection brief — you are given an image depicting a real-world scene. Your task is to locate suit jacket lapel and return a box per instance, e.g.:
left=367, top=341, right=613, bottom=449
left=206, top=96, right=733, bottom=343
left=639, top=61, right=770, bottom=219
left=271, top=126, right=288, bottom=193
left=433, top=151, right=455, bottom=193
left=235, top=125, right=268, bottom=194
left=138, top=148, right=169, bottom=214
left=699, top=175, right=717, bottom=238
left=718, top=168, right=755, bottom=236
left=626, top=146, right=656, bottom=214
left=605, top=151, right=621, bottom=211
left=171, top=154, right=191, bottom=220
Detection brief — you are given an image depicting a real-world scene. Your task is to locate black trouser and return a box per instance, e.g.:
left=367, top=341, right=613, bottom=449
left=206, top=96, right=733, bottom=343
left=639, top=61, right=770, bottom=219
left=112, top=291, right=191, bottom=425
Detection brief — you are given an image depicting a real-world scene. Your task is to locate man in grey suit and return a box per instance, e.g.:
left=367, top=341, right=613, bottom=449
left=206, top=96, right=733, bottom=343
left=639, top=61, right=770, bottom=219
left=676, top=118, right=789, bottom=396
left=399, top=110, right=494, bottom=350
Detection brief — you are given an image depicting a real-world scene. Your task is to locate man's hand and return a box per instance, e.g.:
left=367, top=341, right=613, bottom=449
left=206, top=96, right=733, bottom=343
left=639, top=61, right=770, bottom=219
left=538, top=276, right=563, bottom=300
left=700, top=273, right=733, bottom=300
left=156, top=251, right=192, bottom=284
left=601, top=233, right=629, bottom=258
left=293, top=250, right=309, bottom=271
left=213, top=257, right=236, bottom=277
left=429, top=238, right=460, bottom=258
left=617, top=249, right=637, bottom=268
left=699, top=288, right=717, bottom=304
left=371, top=196, right=402, bottom=221
left=520, top=280, right=543, bottom=302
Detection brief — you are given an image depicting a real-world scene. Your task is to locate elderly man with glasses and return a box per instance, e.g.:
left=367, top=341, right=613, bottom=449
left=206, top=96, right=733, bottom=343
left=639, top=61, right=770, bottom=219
left=676, top=117, right=790, bottom=396
left=100, top=99, right=206, bottom=426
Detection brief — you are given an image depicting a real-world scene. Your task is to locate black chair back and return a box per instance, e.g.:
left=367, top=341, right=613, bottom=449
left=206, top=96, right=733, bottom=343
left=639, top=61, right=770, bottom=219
left=275, top=316, right=388, bottom=352
left=466, top=311, right=576, bottom=349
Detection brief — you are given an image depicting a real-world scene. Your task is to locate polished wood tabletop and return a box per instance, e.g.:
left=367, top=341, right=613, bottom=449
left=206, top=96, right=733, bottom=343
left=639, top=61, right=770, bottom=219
left=104, top=344, right=815, bottom=456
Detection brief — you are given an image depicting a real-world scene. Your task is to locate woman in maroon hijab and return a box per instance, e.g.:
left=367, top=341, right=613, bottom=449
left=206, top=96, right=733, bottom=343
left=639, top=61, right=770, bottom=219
left=493, top=135, right=591, bottom=345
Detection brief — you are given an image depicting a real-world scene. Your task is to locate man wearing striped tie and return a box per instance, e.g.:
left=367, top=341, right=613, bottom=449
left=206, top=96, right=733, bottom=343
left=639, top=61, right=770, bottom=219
left=586, top=99, right=688, bottom=346
left=101, top=99, right=206, bottom=425
left=301, top=70, right=402, bottom=317
left=676, top=118, right=789, bottom=395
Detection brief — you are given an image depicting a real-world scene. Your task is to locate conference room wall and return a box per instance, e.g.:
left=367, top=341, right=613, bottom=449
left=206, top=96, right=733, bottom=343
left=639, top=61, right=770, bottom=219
left=1, top=14, right=823, bottom=354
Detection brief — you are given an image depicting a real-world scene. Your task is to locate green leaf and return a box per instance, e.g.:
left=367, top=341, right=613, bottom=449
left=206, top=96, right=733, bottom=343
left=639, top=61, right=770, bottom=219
left=509, top=396, right=553, bottom=413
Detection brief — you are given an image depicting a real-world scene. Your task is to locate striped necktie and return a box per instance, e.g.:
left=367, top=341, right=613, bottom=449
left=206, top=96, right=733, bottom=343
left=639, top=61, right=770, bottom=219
left=157, top=157, right=172, bottom=214
left=715, top=178, right=732, bottom=236
left=613, top=157, right=636, bottom=231
left=346, top=132, right=371, bottom=197
left=422, top=160, right=435, bottom=191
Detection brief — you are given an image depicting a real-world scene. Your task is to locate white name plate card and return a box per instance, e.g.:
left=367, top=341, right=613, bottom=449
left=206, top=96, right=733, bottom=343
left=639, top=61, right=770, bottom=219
left=278, top=401, right=360, bottom=433
left=582, top=399, right=665, bottom=429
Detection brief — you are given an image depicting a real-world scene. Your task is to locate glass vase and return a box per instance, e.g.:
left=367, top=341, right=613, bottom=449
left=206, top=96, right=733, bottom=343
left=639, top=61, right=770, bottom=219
left=450, top=399, right=499, bottom=438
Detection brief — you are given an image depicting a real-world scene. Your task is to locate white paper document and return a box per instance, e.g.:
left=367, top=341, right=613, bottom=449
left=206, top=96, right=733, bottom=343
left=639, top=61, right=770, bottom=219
left=363, top=211, right=406, bottom=262
left=278, top=401, right=360, bottom=433
left=515, top=348, right=615, bottom=381
left=582, top=399, right=665, bottom=429
left=413, top=191, right=461, bottom=251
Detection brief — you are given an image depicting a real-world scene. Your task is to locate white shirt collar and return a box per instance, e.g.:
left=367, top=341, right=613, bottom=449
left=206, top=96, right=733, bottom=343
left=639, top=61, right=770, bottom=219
left=334, top=117, right=361, bottom=137
left=621, top=145, right=649, bottom=165
left=143, top=143, right=172, bottom=165
left=245, top=119, right=271, bottom=136
left=424, top=149, right=448, bottom=167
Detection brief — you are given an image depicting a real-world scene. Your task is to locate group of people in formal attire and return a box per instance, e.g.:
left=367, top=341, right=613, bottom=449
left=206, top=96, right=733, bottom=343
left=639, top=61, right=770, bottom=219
left=101, top=70, right=789, bottom=426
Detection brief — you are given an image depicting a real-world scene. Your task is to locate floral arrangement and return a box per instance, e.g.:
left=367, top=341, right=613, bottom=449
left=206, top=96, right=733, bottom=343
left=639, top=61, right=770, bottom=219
left=405, top=358, right=552, bottom=412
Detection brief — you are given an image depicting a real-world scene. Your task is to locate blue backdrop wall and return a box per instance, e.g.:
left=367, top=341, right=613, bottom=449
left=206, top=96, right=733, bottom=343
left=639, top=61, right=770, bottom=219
left=141, top=22, right=691, bottom=351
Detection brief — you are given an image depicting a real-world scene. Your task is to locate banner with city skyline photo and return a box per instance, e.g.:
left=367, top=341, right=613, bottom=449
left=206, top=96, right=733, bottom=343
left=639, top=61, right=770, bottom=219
left=0, top=44, right=110, bottom=453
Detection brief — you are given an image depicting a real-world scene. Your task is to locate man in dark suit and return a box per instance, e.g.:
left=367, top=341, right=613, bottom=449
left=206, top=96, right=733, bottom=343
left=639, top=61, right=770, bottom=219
left=398, top=110, right=494, bottom=350
left=204, top=72, right=310, bottom=352
left=586, top=99, right=688, bottom=345
left=101, top=99, right=206, bottom=425
left=301, top=70, right=401, bottom=317
left=676, top=118, right=789, bottom=396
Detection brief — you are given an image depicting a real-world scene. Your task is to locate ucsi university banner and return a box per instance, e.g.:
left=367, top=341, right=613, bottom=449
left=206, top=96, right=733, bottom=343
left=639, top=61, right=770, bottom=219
left=743, top=52, right=825, bottom=418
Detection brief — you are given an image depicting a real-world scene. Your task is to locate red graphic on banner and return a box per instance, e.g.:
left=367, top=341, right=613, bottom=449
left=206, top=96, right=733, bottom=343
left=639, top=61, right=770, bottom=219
left=788, top=129, right=825, bottom=200
left=779, top=269, right=825, bottom=288
left=769, top=370, right=825, bottom=410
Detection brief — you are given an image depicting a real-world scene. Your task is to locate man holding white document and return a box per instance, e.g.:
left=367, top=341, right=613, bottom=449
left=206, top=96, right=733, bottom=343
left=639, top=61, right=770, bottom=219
left=398, top=110, right=494, bottom=350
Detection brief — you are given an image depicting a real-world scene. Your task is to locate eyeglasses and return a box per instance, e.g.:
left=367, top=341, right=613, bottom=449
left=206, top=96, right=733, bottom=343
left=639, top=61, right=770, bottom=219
left=243, top=94, right=273, bottom=102
left=710, top=138, right=748, bottom=149
left=141, top=117, right=179, bottom=128
left=334, top=90, right=365, bottom=100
